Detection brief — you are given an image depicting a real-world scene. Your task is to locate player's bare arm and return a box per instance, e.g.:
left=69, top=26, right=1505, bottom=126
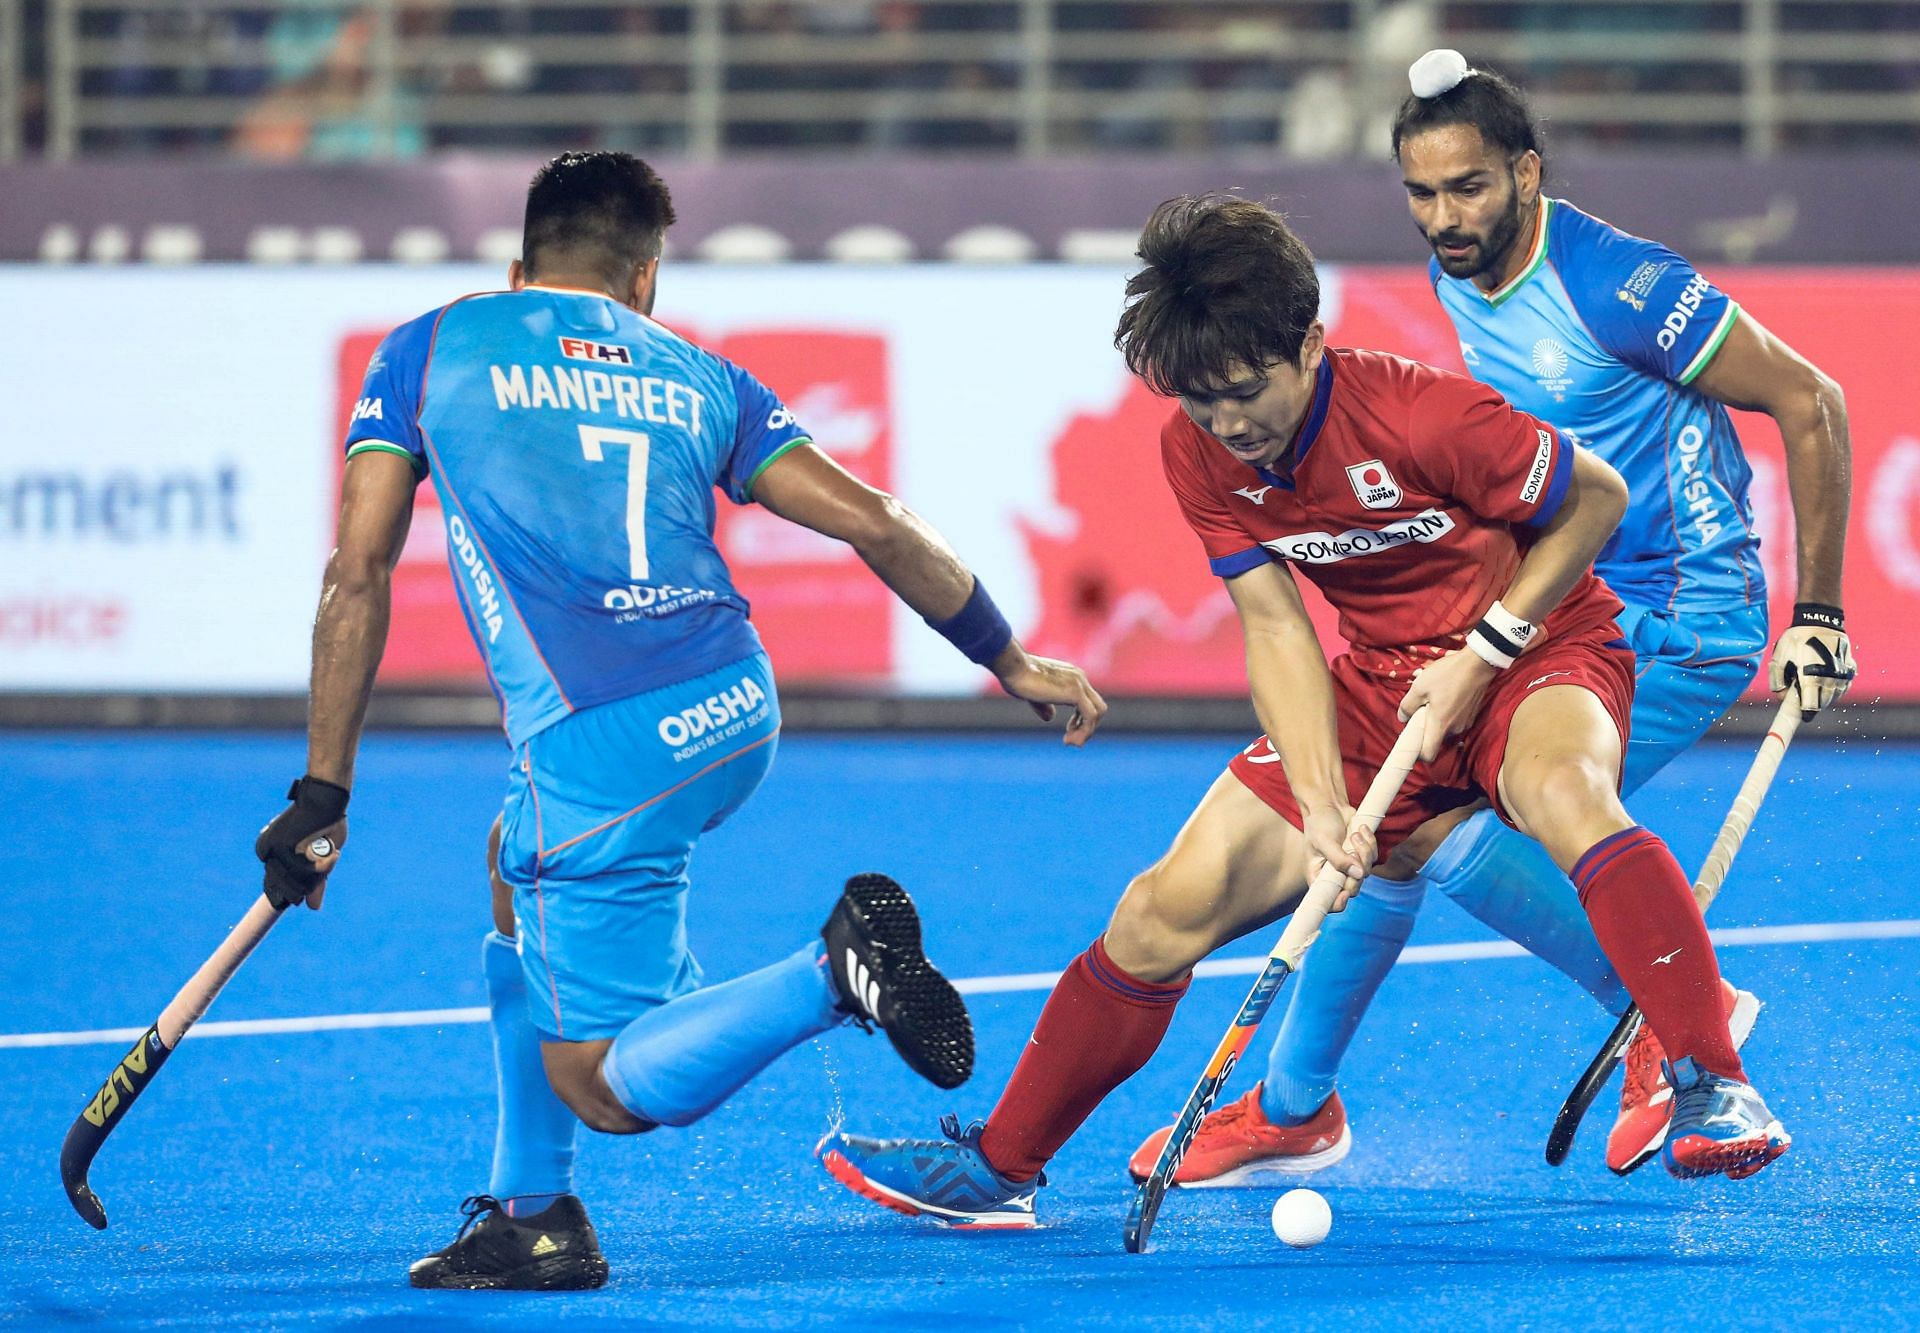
left=1691, top=313, right=1856, bottom=710
left=751, top=441, right=1107, bottom=744
left=1226, top=560, right=1374, bottom=895
left=1400, top=447, right=1627, bottom=760
left=254, top=450, right=417, bottom=911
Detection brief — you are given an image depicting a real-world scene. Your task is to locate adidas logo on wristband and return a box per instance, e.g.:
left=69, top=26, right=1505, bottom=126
left=1465, top=600, right=1538, bottom=671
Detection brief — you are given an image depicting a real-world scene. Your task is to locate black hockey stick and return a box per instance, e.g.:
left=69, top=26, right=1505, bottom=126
left=61, top=895, right=286, bottom=1228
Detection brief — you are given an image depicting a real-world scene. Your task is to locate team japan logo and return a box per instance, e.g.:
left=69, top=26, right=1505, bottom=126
left=1345, top=459, right=1403, bottom=509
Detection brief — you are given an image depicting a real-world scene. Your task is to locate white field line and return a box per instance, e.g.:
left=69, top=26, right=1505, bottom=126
left=6, top=917, right=1919, bottom=1052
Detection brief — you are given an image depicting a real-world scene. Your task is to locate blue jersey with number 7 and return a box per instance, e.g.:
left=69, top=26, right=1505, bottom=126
left=342, top=285, right=812, bottom=745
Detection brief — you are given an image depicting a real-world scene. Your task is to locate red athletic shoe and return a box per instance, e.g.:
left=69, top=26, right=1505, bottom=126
left=1606, top=980, right=1761, bottom=1175
left=1127, top=1084, right=1351, bottom=1188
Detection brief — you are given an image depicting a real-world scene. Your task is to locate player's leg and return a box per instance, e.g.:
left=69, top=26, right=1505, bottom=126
left=1494, top=673, right=1787, bottom=1180
left=510, top=655, right=966, bottom=1136
left=1237, top=606, right=1768, bottom=1183
left=820, top=766, right=1326, bottom=1228
left=1604, top=601, right=1770, bottom=1171
left=478, top=816, right=582, bottom=1210
left=409, top=816, right=606, bottom=1292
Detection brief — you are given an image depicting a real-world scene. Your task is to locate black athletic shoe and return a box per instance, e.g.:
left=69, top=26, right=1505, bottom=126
left=822, top=873, right=974, bottom=1090
left=408, top=1194, right=610, bottom=1291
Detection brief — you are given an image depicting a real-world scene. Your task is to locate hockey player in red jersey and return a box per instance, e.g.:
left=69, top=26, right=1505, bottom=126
left=816, top=195, right=1790, bottom=1230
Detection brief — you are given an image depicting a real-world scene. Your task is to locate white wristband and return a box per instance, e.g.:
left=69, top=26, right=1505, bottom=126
left=1466, top=599, right=1538, bottom=670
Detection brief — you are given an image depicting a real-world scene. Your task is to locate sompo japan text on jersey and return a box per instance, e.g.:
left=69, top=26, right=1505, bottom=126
left=1161, top=347, right=1623, bottom=668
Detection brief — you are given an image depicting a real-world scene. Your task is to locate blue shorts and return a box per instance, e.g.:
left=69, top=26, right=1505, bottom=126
left=497, top=653, right=781, bottom=1041
left=1617, top=601, right=1768, bottom=796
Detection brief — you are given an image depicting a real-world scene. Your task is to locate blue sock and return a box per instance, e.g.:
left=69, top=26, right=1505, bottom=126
left=600, top=940, right=841, bottom=1127
left=1427, top=809, right=1632, bottom=1016
left=1262, top=872, right=1428, bottom=1125
left=483, top=931, right=578, bottom=1208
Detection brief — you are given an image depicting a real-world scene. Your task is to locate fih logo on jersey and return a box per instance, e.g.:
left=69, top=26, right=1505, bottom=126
left=1531, top=338, right=1574, bottom=402
left=557, top=337, right=633, bottom=365
left=1344, top=459, right=1402, bottom=510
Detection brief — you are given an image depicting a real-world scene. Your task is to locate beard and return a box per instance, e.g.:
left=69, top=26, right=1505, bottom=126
left=1424, top=183, right=1526, bottom=281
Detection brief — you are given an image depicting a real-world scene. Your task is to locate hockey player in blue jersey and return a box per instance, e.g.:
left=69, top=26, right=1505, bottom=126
left=1128, top=52, right=1855, bottom=1185
left=252, top=152, right=1106, bottom=1289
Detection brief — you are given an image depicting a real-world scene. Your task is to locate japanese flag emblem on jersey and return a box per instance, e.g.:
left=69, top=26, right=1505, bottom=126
left=1345, top=459, right=1402, bottom=510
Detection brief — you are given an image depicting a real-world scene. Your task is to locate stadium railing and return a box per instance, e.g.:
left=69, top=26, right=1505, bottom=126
left=1, top=0, right=19, bottom=162
left=25, top=0, right=1920, bottom=161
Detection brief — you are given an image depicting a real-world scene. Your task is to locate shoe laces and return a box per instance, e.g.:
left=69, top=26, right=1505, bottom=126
left=937, top=1114, right=1045, bottom=1188
left=453, top=1194, right=506, bottom=1244
left=1620, top=1021, right=1667, bottom=1106
left=939, top=1112, right=990, bottom=1147
left=1207, top=1090, right=1262, bottom=1137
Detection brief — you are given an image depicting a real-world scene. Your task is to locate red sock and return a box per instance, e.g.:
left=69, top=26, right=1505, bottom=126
left=1571, top=826, right=1743, bottom=1080
left=978, top=936, right=1189, bottom=1182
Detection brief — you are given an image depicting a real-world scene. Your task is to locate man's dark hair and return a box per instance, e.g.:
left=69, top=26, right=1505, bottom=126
left=1114, top=194, right=1321, bottom=398
left=1390, top=66, right=1544, bottom=168
left=522, top=151, right=677, bottom=289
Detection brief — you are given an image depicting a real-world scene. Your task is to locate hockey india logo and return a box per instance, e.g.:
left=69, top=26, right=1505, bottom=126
left=1531, top=338, right=1569, bottom=380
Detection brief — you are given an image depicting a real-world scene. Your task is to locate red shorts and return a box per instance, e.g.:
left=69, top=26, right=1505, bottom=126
left=1229, top=628, right=1636, bottom=858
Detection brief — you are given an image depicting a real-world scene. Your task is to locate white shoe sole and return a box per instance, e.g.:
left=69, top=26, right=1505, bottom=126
left=1171, top=1122, right=1354, bottom=1189
left=1615, top=988, right=1763, bottom=1174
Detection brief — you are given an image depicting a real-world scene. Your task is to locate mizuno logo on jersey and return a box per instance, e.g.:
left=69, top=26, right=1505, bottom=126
left=1520, top=430, right=1554, bottom=505
left=1233, top=485, right=1275, bottom=505
left=558, top=337, right=633, bottom=365
left=1260, top=509, right=1455, bottom=565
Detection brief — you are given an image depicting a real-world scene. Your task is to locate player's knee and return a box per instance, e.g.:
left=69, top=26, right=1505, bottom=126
left=1516, top=754, right=1624, bottom=859
left=1532, top=753, right=1617, bottom=813
left=542, top=1042, right=653, bottom=1135
left=1106, top=865, right=1216, bottom=981
left=551, top=1067, right=653, bottom=1135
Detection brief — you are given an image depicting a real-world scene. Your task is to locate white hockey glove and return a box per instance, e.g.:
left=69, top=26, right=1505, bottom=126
left=1768, top=603, right=1855, bottom=714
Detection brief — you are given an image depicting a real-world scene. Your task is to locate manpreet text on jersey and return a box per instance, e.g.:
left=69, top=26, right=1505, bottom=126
left=489, top=358, right=707, bottom=436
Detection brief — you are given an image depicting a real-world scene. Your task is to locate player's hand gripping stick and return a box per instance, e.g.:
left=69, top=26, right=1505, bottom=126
left=1125, top=708, right=1430, bottom=1254
left=59, top=895, right=287, bottom=1229
left=1543, top=693, right=1806, bottom=1168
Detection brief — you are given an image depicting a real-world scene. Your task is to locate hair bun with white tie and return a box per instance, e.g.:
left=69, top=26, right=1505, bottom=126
left=1408, top=48, right=1473, bottom=99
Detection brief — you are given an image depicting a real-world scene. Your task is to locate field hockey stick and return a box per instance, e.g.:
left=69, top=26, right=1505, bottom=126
left=60, top=894, right=287, bottom=1229
left=1543, top=693, right=1806, bottom=1168
left=1125, top=707, right=1429, bottom=1254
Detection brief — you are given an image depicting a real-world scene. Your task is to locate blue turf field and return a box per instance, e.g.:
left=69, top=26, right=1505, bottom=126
left=3, top=731, right=1917, bottom=1329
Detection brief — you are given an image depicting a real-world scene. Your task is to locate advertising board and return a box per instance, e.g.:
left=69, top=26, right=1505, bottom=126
left=2, top=265, right=1914, bottom=702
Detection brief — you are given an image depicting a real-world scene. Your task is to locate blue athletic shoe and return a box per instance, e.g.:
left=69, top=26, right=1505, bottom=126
left=818, top=1114, right=1041, bottom=1229
left=1660, top=1057, right=1791, bottom=1181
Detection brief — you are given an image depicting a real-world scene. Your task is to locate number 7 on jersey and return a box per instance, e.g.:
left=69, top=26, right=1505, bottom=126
left=577, top=424, right=651, bottom=579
